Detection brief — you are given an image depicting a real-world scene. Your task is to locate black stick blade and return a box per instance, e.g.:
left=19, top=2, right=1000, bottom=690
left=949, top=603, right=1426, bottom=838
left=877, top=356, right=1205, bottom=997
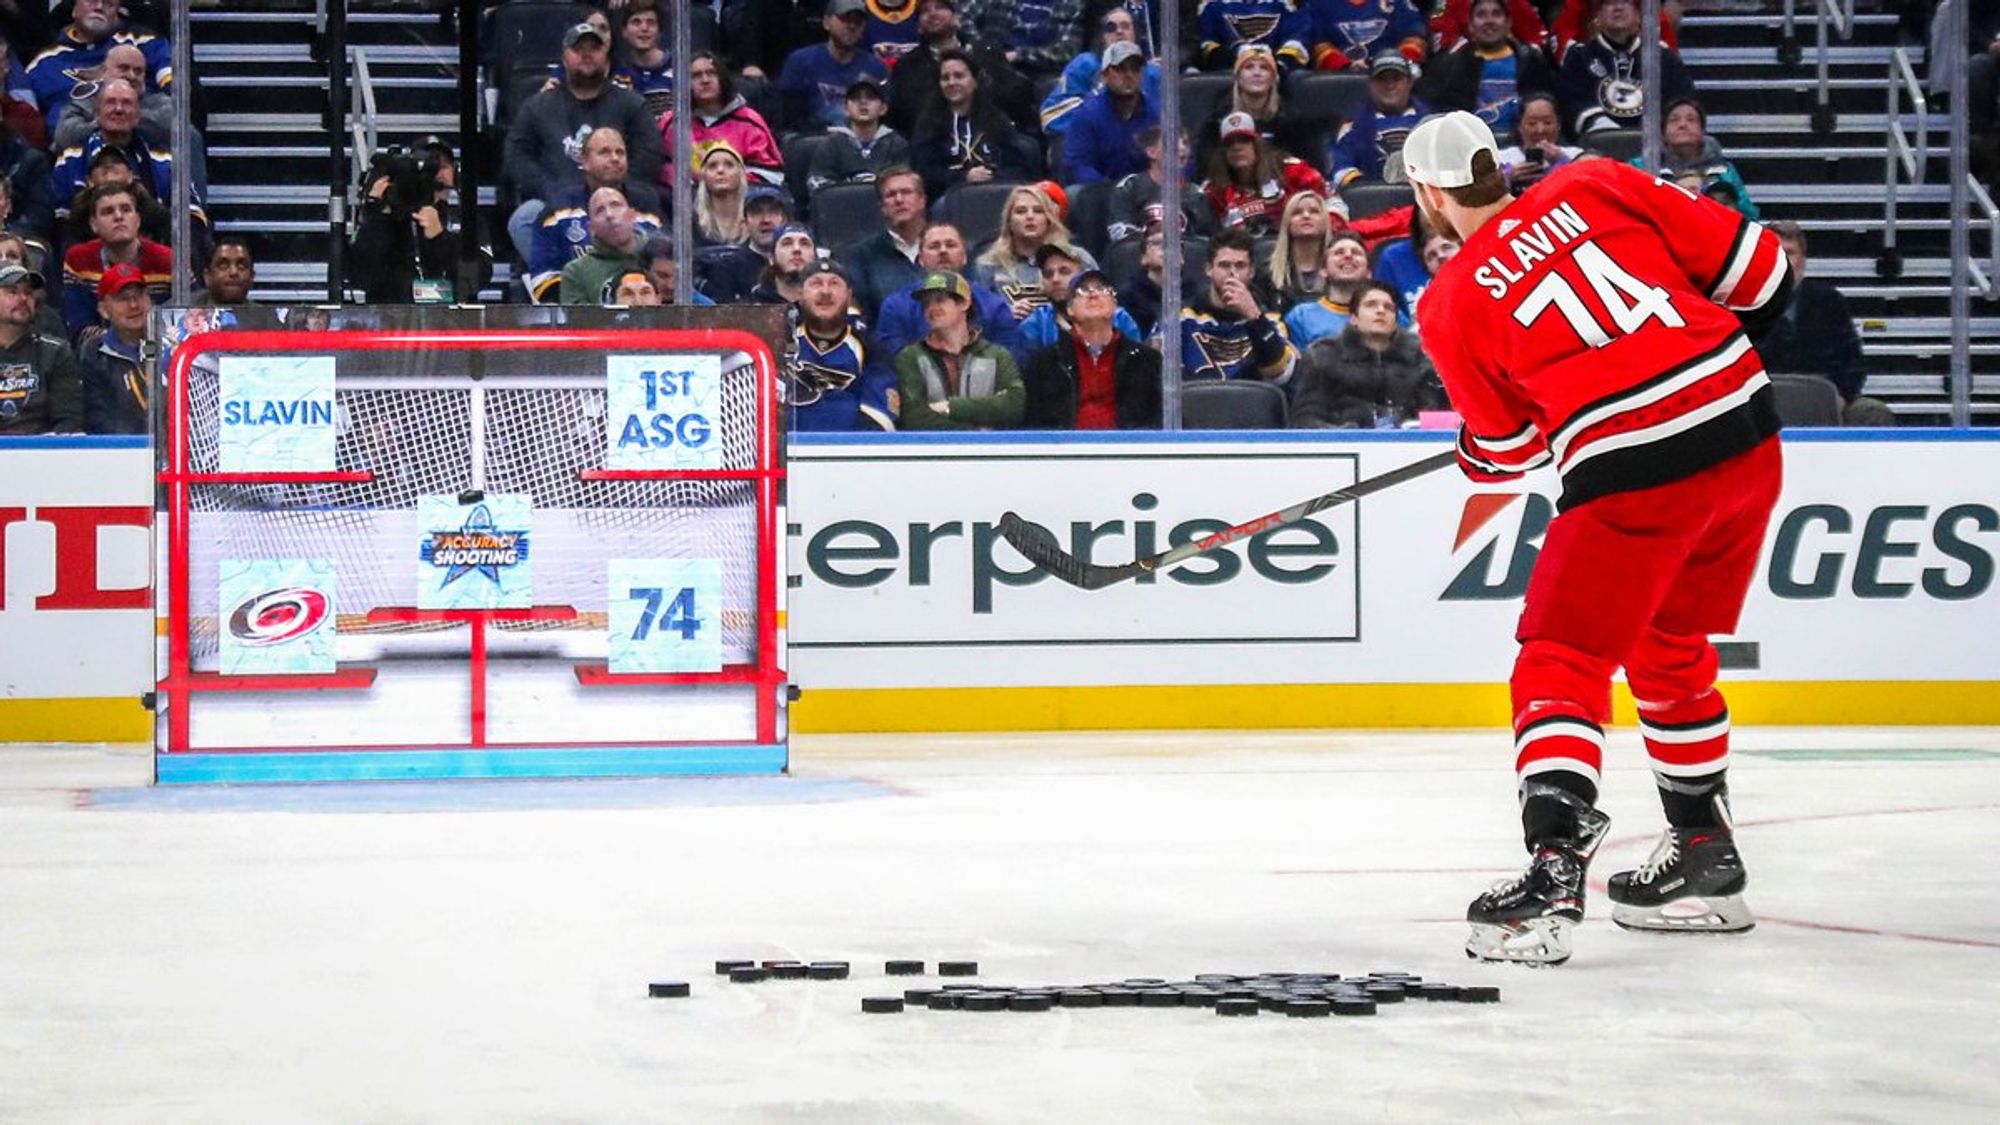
left=997, top=512, right=1090, bottom=586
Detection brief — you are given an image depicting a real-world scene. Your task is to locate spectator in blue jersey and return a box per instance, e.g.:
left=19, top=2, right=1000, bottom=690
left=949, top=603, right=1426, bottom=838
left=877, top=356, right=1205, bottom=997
left=1196, top=0, right=1311, bottom=73
left=617, top=0, right=674, bottom=119
left=1371, top=208, right=1457, bottom=330
left=777, top=0, right=889, bottom=133
left=791, top=258, right=899, bottom=431
left=0, top=122, right=53, bottom=246
left=1040, top=3, right=1162, bottom=138
left=1015, top=242, right=1143, bottom=355
left=527, top=126, right=663, bottom=303
left=956, top=0, right=1085, bottom=81
left=807, top=77, right=911, bottom=193
left=1307, top=0, right=1429, bottom=74
left=909, top=48, right=1037, bottom=199
left=26, top=0, right=171, bottom=135
left=637, top=237, right=716, bottom=307
left=1291, top=279, right=1444, bottom=429
left=874, top=221, right=1022, bottom=361
left=1282, top=228, right=1373, bottom=346
left=1328, top=54, right=1429, bottom=187
left=837, top=167, right=929, bottom=322
left=503, top=21, right=662, bottom=265
left=1060, top=41, right=1157, bottom=185
left=1172, top=226, right=1297, bottom=385
left=52, top=79, right=201, bottom=231
left=894, top=269, right=1026, bottom=430
left=51, top=43, right=166, bottom=151
left=1415, top=0, right=1553, bottom=135
left=1022, top=266, right=1162, bottom=429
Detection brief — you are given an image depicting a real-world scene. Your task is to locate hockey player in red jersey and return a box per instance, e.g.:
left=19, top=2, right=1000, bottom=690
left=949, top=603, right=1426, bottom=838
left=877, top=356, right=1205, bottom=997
left=1402, top=111, right=1794, bottom=965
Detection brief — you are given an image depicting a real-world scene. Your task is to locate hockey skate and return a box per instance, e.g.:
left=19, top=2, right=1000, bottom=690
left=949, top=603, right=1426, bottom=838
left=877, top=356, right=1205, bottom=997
left=1465, top=786, right=1612, bottom=967
left=1608, top=828, right=1756, bottom=933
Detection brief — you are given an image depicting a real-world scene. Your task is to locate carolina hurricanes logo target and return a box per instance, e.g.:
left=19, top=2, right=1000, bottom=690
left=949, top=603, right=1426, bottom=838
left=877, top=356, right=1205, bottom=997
left=226, top=587, right=332, bottom=647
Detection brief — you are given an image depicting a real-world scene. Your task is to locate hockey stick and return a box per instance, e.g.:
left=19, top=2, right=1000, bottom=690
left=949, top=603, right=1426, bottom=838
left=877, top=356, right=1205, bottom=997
left=997, top=448, right=1459, bottom=590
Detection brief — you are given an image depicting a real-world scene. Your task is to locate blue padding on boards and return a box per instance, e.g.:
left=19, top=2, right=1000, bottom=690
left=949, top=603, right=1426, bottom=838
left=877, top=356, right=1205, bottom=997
left=155, top=744, right=789, bottom=785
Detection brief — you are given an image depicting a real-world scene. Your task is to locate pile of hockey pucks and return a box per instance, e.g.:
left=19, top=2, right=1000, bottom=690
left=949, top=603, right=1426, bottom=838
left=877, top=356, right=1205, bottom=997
left=860, top=971, right=1500, bottom=1017
left=645, top=958, right=858, bottom=997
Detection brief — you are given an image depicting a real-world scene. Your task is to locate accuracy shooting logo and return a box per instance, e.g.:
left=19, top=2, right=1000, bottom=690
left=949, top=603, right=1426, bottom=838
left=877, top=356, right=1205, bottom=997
left=422, top=503, right=531, bottom=590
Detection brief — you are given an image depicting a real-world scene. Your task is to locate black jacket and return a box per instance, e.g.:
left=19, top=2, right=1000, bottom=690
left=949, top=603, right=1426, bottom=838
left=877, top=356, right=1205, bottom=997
left=79, top=331, right=148, bottom=435
left=349, top=199, right=459, bottom=304
left=0, top=329, right=84, bottom=434
left=1751, top=276, right=1866, bottom=401
left=1418, top=39, right=1557, bottom=120
left=1292, top=326, right=1444, bottom=429
left=1022, top=328, right=1162, bottom=429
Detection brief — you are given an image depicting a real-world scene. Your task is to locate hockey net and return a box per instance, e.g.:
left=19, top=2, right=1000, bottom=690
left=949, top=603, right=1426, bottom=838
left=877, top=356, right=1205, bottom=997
left=156, top=327, right=785, bottom=766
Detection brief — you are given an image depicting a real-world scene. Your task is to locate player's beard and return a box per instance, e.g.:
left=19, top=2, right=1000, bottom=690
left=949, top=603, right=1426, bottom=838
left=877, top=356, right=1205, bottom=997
left=1414, top=189, right=1466, bottom=246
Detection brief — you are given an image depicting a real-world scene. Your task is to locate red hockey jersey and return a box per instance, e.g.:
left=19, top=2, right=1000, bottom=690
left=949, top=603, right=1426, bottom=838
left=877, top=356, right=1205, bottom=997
left=1418, top=158, right=1790, bottom=510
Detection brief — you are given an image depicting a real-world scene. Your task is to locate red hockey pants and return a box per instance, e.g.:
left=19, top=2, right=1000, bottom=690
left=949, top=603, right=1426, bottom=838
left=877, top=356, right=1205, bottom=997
left=1510, top=437, right=1784, bottom=788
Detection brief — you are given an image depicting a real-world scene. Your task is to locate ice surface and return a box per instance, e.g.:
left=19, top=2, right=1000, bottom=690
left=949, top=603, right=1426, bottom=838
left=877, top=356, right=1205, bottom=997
left=2, top=727, right=1997, bottom=1122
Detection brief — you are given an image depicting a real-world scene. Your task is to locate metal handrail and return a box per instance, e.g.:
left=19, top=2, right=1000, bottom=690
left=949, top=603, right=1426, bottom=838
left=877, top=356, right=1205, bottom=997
left=1881, top=46, right=1929, bottom=272
left=351, top=46, right=378, bottom=200
left=1969, top=177, right=2000, bottom=300
left=1782, top=0, right=1856, bottom=128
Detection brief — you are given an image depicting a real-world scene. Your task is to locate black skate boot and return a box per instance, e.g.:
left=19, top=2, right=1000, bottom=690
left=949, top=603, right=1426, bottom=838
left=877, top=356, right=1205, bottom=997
left=1465, top=783, right=1612, bottom=967
left=1608, top=828, right=1756, bottom=933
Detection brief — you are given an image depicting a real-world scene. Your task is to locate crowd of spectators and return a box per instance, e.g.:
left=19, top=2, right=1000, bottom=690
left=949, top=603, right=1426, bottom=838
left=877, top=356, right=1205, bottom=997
left=0, top=0, right=1893, bottom=437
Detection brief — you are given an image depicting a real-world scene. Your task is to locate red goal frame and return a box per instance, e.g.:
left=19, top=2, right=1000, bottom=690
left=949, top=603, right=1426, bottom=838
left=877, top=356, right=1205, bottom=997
left=155, top=327, right=786, bottom=783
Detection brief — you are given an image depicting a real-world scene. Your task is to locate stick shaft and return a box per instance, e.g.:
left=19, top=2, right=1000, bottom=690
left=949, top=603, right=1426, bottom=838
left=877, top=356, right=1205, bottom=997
left=1144, top=449, right=1458, bottom=572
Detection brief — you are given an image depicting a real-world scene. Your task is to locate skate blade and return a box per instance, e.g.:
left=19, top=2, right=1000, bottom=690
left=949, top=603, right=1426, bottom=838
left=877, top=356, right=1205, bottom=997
left=1611, top=894, right=1756, bottom=934
left=1464, top=917, right=1574, bottom=966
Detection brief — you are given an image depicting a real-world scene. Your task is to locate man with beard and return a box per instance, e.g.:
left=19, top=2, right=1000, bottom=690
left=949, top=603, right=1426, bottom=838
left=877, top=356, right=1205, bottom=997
left=504, top=22, right=661, bottom=264
left=871, top=221, right=1021, bottom=360
left=750, top=223, right=821, bottom=307
left=1402, top=111, right=1789, bottom=966
left=0, top=262, right=82, bottom=434
left=790, top=258, right=896, bottom=431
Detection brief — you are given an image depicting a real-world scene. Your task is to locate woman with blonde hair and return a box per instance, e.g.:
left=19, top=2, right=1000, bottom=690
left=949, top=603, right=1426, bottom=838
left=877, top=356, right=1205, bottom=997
left=971, top=184, right=1099, bottom=318
left=695, top=143, right=750, bottom=246
left=1195, top=44, right=1316, bottom=171
left=1266, top=190, right=1353, bottom=307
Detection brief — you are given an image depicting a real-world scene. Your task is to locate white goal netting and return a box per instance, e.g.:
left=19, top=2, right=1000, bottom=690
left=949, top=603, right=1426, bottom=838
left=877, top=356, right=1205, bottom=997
left=177, top=344, right=768, bottom=669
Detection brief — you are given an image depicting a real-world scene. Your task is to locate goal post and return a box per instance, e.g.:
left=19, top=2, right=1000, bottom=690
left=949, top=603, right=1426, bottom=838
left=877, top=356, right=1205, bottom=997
left=154, top=325, right=787, bottom=784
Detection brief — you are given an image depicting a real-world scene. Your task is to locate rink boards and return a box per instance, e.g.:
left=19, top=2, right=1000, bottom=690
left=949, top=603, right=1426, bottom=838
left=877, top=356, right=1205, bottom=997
left=3, top=432, right=1998, bottom=739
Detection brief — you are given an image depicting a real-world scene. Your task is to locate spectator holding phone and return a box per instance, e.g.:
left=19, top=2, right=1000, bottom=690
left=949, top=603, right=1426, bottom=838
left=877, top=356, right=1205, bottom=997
left=1495, top=93, right=1579, bottom=191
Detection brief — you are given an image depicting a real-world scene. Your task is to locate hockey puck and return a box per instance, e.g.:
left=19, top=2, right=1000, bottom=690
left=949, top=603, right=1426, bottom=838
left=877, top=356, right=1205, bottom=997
left=961, top=992, right=1010, bottom=1012
left=1459, top=985, right=1501, bottom=1003
left=1257, top=994, right=1292, bottom=1012
left=1137, top=989, right=1184, bottom=1008
left=1286, top=999, right=1332, bottom=1018
left=1419, top=983, right=1461, bottom=1001
left=1098, top=988, right=1139, bottom=1007
left=903, top=987, right=939, bottom=1005
left=925, top=992, right=961, bottom=1010
left=1194, top=974, right=1239, bottom=984
left=808, top=962, right=851, bottom=980
left=1009, top=993, right=1056, bottom=1012
left=1331, top=997, right=1377, bottom=1016
left=728, top=967, right=768, bottom=983
left=885, top=960, right=925, bottom=976
left=1216, top=998, right=1260, bottom=1017
left=937, top=961, right=979, bottom=977
left=647, top=981, right=691, bottom=998
left=764, top=962, right=809, bottom=980
left=714, top=960, right=753, bottom=974
left=1364, top=983, right=1406, bottom=1002
left=1059, top=989, right=1104, bottom=1008
left=1181, top=990, right=1221, bottom=1008
left=862, top=997, right=904, bottom=1014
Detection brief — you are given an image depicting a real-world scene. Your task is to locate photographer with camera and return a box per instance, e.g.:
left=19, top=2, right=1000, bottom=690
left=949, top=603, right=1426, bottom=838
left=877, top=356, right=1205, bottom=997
left=350, top=139, right=485, bottom=305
